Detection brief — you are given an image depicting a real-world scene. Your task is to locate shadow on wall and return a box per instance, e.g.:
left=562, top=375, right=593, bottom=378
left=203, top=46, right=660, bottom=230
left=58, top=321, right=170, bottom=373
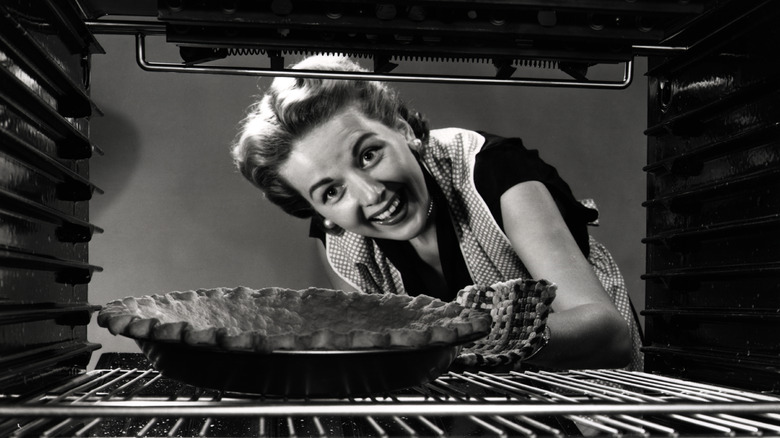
left=89, top=109, right=141, bottom=212
left=88, top=35, right=328, bottom=294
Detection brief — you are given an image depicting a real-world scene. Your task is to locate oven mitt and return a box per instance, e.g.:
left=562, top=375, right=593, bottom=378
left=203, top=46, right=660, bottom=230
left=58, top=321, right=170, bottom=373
left=454, top=278, right=556, bottom=369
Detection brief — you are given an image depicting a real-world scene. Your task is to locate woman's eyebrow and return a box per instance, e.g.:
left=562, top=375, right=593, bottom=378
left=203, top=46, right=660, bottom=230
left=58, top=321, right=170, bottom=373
left=308, top=177, right=335, bottom=199
left=350, top=132, right=374, bottom=158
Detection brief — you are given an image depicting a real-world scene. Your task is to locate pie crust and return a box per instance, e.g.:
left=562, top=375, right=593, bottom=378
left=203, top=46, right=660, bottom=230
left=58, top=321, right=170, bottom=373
left=98, top=286, right=492, bottom=353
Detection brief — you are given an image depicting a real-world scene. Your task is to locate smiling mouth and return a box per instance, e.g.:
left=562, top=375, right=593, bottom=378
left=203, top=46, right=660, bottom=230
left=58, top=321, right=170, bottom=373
left=370, top=194, right=406, bottom=225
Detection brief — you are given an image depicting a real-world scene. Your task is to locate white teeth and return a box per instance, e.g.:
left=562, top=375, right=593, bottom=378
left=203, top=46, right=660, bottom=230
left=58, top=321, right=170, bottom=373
left=374, top=197, right=401, bottom=221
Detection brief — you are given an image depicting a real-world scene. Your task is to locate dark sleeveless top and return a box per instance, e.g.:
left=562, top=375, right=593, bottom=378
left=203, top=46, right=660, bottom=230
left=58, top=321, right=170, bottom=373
left=311, top=131, right=598, bottom=301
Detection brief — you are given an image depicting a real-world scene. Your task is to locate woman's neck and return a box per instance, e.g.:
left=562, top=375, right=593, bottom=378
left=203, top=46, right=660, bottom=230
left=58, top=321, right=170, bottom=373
left=409, top=214, right=442, bottom=276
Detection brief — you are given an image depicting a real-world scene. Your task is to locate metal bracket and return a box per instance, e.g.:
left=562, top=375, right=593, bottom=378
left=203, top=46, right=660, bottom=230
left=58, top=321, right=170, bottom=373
left=134, top=34, right=634, bottom=89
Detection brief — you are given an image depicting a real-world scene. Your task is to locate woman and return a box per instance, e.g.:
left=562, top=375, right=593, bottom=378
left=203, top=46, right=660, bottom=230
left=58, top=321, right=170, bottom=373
left=231, top=55, right=641, bottom=371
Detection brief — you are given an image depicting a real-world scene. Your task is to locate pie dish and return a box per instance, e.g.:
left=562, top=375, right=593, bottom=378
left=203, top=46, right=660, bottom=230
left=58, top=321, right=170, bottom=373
left=98, top=286, right=492, bottom=353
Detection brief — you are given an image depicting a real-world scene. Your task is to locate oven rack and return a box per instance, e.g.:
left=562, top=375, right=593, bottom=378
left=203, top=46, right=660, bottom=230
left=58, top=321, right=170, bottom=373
left=2, top=369, right=780, bottom=437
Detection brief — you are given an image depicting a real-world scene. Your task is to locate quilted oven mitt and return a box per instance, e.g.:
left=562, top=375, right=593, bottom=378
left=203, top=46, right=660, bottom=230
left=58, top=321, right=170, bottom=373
left=454, top=278, right=556, bottom=369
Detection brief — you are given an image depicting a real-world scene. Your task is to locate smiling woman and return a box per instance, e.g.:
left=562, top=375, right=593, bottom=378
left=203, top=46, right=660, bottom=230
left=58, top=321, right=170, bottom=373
left=279, top=106, right=431, bottom=242
left=231, top=55, right=642, bottom=371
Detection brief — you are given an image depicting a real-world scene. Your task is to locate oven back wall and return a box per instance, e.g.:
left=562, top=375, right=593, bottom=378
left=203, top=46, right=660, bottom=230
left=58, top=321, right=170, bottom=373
left=86, top=35, right=648, bottom=366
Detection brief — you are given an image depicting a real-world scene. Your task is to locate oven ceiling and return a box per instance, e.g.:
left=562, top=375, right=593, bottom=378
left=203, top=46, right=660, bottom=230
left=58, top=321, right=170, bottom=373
left=72, top=0, right=736, bottom=85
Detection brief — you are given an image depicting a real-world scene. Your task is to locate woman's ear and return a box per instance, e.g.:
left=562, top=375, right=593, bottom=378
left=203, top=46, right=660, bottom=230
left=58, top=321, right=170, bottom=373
left=314, top=213, right=344, bottom=235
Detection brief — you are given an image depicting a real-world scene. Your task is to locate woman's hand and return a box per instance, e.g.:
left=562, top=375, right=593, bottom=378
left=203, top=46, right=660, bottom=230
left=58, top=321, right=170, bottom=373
left=500, top=181, right=632, bottom=369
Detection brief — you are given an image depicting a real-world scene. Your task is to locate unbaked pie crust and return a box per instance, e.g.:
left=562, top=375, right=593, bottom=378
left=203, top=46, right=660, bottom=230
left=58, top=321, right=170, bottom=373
left=98, top=286, right=492, bottom=352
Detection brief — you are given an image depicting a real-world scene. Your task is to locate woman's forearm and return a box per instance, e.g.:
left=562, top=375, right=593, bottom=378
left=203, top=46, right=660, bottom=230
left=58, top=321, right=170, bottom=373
left=524, top=303, right=632, bottom=369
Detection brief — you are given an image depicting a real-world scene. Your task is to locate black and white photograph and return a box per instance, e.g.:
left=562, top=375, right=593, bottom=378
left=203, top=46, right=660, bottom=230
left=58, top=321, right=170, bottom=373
left=1, top=0, right=779, bottom=436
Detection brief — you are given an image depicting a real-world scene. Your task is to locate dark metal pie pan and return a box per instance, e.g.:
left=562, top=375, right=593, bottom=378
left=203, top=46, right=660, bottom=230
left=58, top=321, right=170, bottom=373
left=136, top=333, right=484, bottom=397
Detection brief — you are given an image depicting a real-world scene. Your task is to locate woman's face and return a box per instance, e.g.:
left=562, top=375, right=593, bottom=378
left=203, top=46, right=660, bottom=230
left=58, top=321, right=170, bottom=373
left=279, top=106, right=430, bottom=241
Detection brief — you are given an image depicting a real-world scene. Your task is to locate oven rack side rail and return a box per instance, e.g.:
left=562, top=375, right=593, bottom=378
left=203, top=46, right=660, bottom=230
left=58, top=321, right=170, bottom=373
left=2, top=400, right=780, bottom=419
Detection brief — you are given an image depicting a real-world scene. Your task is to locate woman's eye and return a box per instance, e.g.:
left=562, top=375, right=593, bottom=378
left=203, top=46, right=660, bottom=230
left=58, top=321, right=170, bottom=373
left=360, top=147, right=381, bottom=167
left=323, top=186, right=341, bottom=202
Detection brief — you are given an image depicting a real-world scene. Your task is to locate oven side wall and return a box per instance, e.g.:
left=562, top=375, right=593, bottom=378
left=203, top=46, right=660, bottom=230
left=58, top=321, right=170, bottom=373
left=643, top=2, right=780, bottom=391
left=0, top=2, right=102, bottom=388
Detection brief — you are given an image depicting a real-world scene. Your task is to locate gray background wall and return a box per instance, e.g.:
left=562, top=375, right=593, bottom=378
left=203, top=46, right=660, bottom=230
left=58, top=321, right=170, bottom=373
left=86, top=35, right=648, bottom=367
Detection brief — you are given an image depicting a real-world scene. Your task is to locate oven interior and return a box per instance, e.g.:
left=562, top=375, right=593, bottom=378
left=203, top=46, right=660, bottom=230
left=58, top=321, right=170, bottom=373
left=1, top=0, right=779, bottom=436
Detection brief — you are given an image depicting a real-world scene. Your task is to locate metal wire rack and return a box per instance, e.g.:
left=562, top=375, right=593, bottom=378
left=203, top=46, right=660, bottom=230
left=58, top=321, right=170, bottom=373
left=2, top=367, right=780, bottom=437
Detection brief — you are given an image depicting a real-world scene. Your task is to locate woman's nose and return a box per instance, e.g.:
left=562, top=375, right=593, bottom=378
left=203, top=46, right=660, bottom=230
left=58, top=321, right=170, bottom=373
left=352, top=174, right=384, bottom=206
